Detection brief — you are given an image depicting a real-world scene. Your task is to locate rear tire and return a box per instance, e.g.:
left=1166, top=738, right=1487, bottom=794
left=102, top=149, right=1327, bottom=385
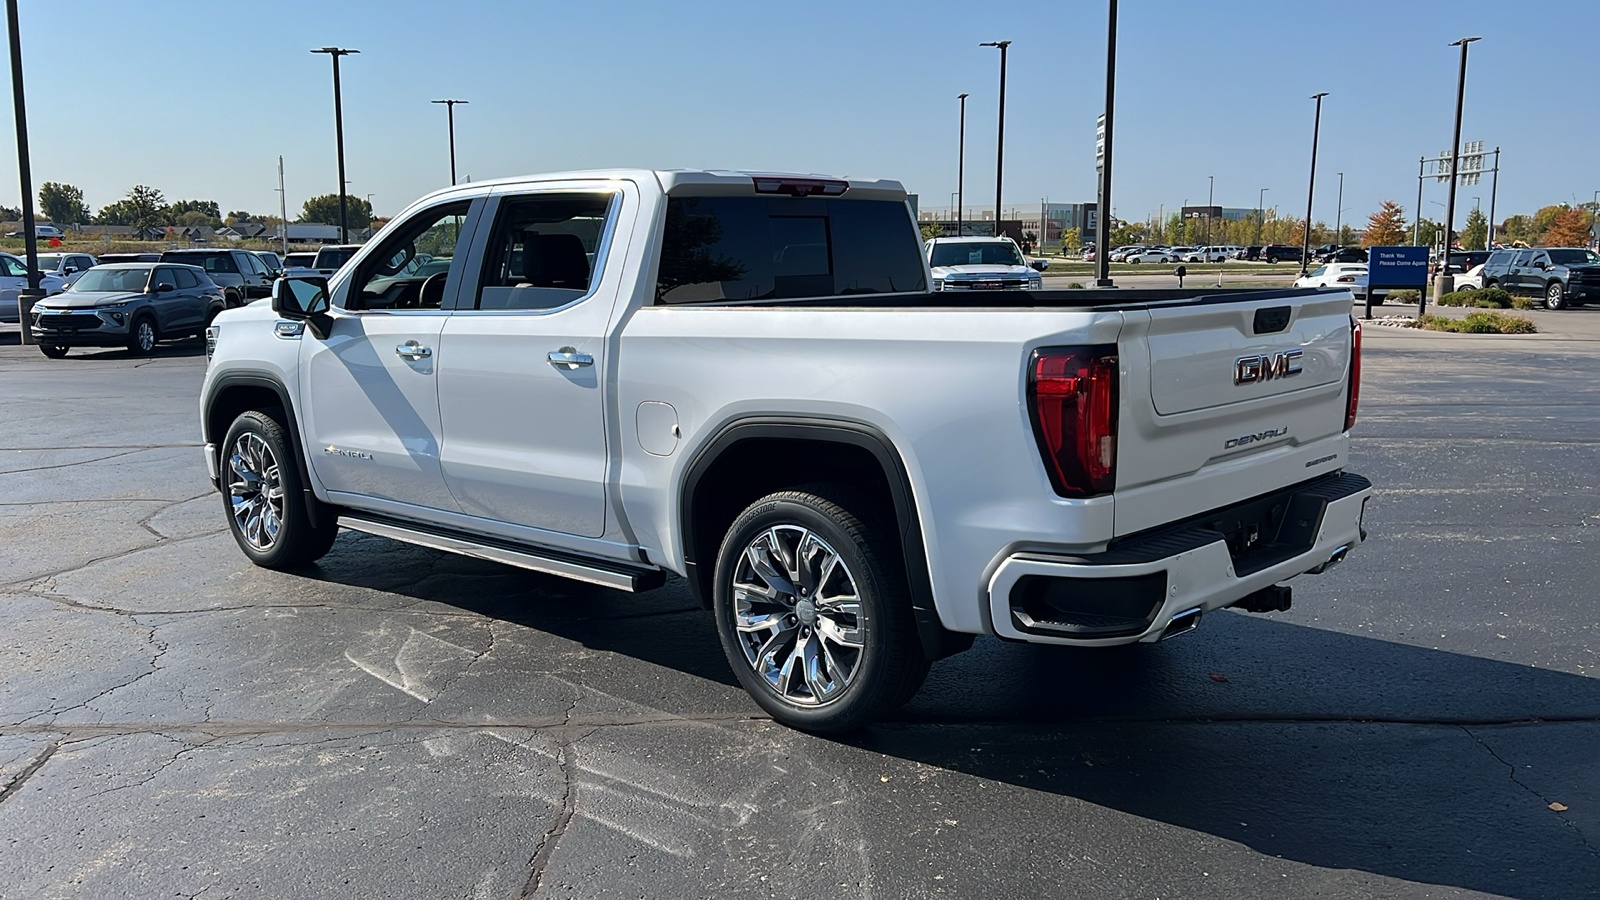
left=713, top=486, right=929, bottom=734
left=39, top=344, right=68, bottom=359
left=221, top=411, right=339, bottom=569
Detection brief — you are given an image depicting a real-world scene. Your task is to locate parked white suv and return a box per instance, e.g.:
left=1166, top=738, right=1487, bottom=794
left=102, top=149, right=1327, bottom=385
left=201, top=169, right=1370, bottom=732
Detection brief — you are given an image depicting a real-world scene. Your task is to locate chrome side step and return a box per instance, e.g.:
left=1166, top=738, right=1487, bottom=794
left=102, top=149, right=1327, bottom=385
left=338, top=514, right=664, bottom=592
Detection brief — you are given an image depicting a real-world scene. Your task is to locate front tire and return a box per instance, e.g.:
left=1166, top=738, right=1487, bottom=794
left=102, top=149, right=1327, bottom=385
left=713, top=487, right=929, bottom=734
left=1546, top=282, right=1568, bottom=310
left=221, top=411, right=339, bottom=569
left=127, top=317, right=157, bottom=354
left=39, top=344, right=68, bottom=359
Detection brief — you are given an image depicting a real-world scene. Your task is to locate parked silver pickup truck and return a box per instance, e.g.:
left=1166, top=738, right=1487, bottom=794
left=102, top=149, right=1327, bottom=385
left=201, top=169, right=1370, bottom=732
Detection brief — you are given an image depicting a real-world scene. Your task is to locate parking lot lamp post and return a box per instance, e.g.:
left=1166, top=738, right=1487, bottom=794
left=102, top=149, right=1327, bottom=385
left=1257, top=187, right=1268, bottom=247
left=1435, top=37, right=1480, bottom=305
left=311, top=47, right=358, bottom=244
left=979, top=42, right=1010, bottom=238
left=957, top=92, right=967, bottom=236
left=1301, top=92, right=1328, bottom=275
left=431, top=99, right=467, bottom=186
left=6, top=0, right=39, bottom=344
left=1335, top=172, right=1344, bottom=244
left=1206, top=175, right=1213, bottom=247
left=1094, top=0, right=1118, bottom=287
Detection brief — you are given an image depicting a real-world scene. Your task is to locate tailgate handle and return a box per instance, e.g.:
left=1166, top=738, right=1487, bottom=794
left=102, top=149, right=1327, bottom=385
left=1254, top=306, right=1291, bottom=334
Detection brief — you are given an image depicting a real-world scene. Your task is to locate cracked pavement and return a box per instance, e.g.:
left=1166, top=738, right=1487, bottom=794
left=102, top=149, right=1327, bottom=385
left=1, top=323, right=1599, bottom=898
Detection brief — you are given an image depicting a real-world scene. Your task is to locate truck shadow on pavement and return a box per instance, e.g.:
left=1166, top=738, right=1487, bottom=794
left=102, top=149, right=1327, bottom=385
left=303, top=540, right=1600, bottom=900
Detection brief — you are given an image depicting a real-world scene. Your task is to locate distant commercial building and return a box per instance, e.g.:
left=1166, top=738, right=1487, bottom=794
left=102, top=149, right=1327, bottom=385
left=1180, top=206, right=1257, bottom=223
left=918, top=202, right=1097, bottom=249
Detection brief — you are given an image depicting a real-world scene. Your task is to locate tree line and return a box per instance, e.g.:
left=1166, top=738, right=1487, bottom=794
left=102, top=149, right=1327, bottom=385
left=1095, top=200, right=1596, bottom=251
left=0, top=182, right=377, bottom=232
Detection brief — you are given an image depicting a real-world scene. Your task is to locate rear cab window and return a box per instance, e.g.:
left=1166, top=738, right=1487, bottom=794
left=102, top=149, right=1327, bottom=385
left=655, top=194, right=925, bottom=304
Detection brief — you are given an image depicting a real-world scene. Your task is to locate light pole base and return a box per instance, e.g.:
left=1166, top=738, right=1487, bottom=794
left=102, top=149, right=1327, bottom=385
left=1094, top=278, right=1116, bottom=288
left=1432, top=274, right=1455, bottom=305
left=17, top=289, right=43, bottom=345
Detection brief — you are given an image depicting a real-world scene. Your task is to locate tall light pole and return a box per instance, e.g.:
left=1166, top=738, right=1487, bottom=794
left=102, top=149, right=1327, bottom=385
left=1301, top=92, right=1328, bottom=274
left=1094, top=0, right=1118, bottom=287
left=979, top=41, right=1011, bottom=238
left=311, top=47, right=358, bottom=244
left=1435, top=37, right=1481, bottom=305
left=956, top=92, right=968, bottom=236
left=1257, top=187, right=1269, bottom=247
left=1206, top=174, right=1214, bottom=246
left=1334, top=172, right=1344, bottom=244
left=6, top=0, right=39, bottom=343
left=431, top=98, right=468, bottom=186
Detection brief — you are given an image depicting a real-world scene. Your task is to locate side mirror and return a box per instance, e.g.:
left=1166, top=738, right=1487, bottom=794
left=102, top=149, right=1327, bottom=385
left=63, top=266, right=77, bottom=274
left=154, top=282, right=175, bottom=293
left=1029, top=258, right=1049, bottom=272
left=271, top=276, right=333, bottom=338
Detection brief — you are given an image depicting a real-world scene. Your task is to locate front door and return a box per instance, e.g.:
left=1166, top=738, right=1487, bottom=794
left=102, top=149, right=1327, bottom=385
left=0, top=255, right=28, bottom=308
left=298, top=199, right=480, bottom=515
left=437, top=185, right=628, bottom=539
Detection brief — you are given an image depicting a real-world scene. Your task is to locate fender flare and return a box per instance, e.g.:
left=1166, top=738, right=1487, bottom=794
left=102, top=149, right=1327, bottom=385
left=202, top=370, right=325, bottom=528
left=679, top=416, right=963, bottom=660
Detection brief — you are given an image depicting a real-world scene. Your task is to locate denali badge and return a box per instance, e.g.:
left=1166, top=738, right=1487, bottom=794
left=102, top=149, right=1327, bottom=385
left=323, top=446, right=372, bottom=460
left=1235, top=349, right=1303, bottom=385
left=1225, top=426, right=1289, bottom=450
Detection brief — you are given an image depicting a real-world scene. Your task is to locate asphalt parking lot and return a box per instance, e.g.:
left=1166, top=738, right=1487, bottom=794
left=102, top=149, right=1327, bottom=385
left=2, top=307, right=1598, bottom=899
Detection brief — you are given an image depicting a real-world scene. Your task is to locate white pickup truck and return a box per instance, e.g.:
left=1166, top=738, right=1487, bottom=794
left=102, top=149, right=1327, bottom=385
left=200, top=169, right=1370, bottom=732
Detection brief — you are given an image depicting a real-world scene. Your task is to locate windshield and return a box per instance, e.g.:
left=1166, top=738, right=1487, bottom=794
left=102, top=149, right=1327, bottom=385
left=1548, top=249, right=1600, bottom=266
left=69, top=267, right=150, bottom=293
left=929, top=241, right=1024, bottom=268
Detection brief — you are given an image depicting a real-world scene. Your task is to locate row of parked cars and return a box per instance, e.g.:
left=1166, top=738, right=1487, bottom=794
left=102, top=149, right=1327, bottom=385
left=3, top=245, right=365, bottom=356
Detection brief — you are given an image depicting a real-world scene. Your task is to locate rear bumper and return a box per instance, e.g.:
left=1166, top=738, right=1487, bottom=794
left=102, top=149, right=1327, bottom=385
left=986, top=472, right=1371, bottom=646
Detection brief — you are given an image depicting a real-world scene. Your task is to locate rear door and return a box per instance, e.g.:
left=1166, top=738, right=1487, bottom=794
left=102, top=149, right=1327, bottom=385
left=436, top=182, right=631, bottom=539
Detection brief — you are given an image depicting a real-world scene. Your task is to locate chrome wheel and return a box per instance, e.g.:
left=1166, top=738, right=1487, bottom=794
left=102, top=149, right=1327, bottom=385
left=132, top=320, right=155, bottom=353
left=1547, top=283, right=1566, bottom=310
left=731, top=525, right=864, bottom=707
left=228, top=432, right=284, bottom=550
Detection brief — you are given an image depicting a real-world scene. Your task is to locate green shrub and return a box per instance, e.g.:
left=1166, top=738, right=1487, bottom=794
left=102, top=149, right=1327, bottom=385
left=1388, top=289, right=1421, bottom=304
left=1510, top=295, right=1538, bottom=310
left=1437, top=287, right=1512, bottom=308
left=1417, top=312, right=1537, bottom=334
left=1066, top=282, right=1085, bottom=289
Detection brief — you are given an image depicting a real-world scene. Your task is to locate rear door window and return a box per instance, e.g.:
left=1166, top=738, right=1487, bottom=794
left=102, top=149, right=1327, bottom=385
left=475, top=192, right=614, bottom=311
left=174, top=267, right=201, bottom=289
left=656, top=195, right=925, bottom=304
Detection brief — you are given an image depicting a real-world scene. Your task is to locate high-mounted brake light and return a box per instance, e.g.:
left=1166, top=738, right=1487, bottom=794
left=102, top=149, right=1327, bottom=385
left=1345, top=317, right=1362, bottom=431
left=752, top=177, right=849, bottom=198
left=1028, top=346, right=1118, bottom=498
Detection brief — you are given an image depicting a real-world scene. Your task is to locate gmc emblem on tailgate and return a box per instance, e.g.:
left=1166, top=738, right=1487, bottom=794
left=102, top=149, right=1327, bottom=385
left=1234, top=349, right=1303, bottom=385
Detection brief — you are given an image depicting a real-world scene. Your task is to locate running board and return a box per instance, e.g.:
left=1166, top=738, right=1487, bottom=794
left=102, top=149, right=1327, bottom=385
left=338, top=514, right=665, bottom=592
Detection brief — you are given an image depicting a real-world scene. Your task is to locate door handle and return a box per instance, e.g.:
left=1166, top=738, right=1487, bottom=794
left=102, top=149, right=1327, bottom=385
left=547, top=347, right=593, bottom=369
left=395, top=340, right=432, bottom=360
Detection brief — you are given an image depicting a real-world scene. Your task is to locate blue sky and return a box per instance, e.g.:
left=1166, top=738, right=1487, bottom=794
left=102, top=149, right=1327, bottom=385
left=3, top=0, right=1594, bottom=227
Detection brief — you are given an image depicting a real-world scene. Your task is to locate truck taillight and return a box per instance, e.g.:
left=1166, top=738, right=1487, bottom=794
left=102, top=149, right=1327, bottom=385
left=1028, top=346, right=1118, bottom=498
left=1345, top=318, right=1362, bottom=432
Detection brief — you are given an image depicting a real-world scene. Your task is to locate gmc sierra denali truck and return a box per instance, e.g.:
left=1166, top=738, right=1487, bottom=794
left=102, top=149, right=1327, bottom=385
left=200, top=169, right=1370, bottom=733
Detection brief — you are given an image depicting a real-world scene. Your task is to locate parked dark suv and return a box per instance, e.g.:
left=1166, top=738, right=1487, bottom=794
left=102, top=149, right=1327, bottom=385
left=1261, top=244, right=1303, bottom=263
left=1480, top=247, right=1600, bottom=310
left=27, top=263, right=226, bottom=357
left=159, top=249, right=275, bottom=306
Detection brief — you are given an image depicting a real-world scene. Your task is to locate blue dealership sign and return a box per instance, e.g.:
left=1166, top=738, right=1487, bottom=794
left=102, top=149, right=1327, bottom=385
left=1367, top=246, right=1429, bottom=288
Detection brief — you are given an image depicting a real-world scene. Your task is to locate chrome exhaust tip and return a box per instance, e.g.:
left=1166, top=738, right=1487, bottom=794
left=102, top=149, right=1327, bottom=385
left=1307, top=544, right=1353, bottom=575
left=1160, top=607, right=1203, bottom=641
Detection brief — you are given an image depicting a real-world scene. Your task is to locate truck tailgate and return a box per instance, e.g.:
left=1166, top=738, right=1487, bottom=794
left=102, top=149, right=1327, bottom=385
left=1113, top=292, right=1356, bottom=536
